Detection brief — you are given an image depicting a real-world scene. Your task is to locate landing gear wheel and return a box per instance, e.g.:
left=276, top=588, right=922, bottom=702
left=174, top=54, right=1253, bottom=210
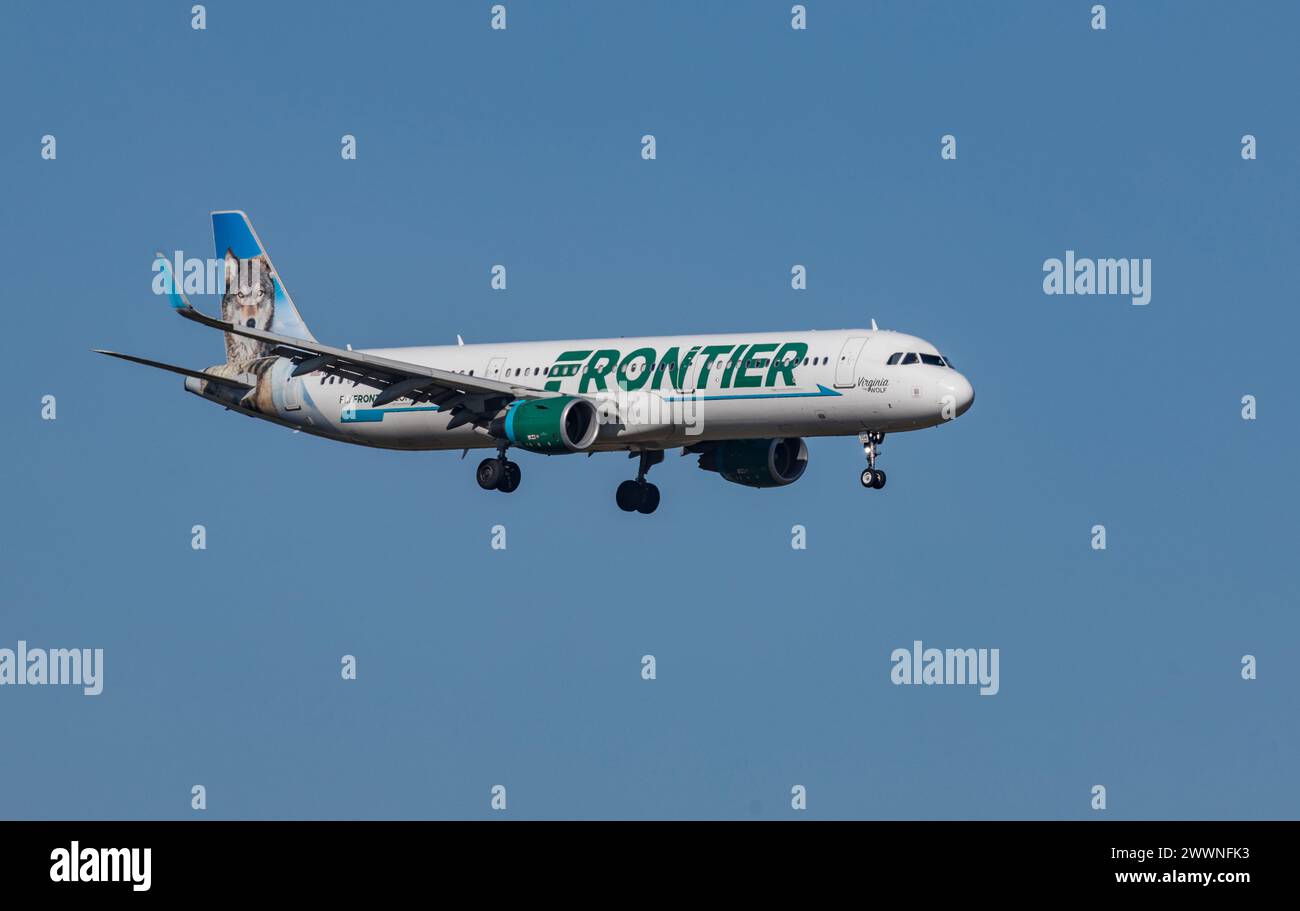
left=476, top=458, right=505, bottom=490
left=860, top=469, right=887, bottom=489
left=497, top=461, right=521, bottom=493
left=859, top=432, right=887, bottom=490
left=618, top=450, right=664, bottom=514
left=616, top=480, right=643, bottom=512
left=636, top=483, right=660, bottom=514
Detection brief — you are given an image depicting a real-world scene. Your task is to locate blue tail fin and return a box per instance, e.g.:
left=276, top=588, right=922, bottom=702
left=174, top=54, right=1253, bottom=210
left=211, top=210, right=316, bottom=363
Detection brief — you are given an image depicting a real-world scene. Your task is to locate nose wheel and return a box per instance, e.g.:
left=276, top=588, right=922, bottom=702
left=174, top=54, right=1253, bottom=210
left=616, top=449, right=663, bottom=514
left=859, top=431, right=887, bottom=490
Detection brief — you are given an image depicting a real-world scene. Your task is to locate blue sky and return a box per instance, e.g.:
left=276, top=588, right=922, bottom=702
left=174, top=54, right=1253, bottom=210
left=1, top=0, right=1297, bottom=819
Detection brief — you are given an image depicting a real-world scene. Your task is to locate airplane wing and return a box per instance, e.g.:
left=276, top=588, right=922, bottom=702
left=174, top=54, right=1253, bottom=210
left=174, top=303, right=554, bottom=427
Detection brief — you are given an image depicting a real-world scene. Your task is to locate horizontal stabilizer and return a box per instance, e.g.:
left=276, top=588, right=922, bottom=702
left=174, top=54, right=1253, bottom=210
left=94, top=350, right=253, bottom=391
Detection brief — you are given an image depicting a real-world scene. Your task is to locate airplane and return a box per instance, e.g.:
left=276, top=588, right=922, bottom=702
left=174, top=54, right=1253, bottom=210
left=98, top=211, right=974, bottom=514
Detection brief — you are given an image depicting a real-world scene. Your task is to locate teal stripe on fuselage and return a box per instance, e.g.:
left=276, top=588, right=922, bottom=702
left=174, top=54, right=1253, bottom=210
left=340, top=406, right=441, bottom=423
left=338, top=386, right=839, bottom=423
left=663, top=384, right=842, bottom=402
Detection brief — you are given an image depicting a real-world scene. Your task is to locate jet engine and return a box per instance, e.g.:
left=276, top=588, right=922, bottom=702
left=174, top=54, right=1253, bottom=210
left=697, top=437, right=809, bottom=488
left=490, top=396, right=600, bottom=454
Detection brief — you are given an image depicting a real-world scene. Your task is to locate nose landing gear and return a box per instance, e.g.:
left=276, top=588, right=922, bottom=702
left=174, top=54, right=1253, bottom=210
left=616, top=449, right=664, bottom=514
left=859, top=431, right=887, bottom=490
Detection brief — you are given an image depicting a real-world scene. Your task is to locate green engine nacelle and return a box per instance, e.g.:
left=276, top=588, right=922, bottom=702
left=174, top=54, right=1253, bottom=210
left=698, top=437, right=809, bottom=488
left=491, top=396, right=600, bottom=454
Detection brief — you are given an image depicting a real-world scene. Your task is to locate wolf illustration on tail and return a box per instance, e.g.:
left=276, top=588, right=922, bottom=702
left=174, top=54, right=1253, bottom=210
left=220, top=250, right=275, bottom=362
left=211, top=210, right=316, bottom=365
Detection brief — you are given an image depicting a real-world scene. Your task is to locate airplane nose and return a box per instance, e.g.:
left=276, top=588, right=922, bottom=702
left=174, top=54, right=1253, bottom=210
left=938, top=373, right=974, bottom=419
left=954, top=373, right=974, bottom=417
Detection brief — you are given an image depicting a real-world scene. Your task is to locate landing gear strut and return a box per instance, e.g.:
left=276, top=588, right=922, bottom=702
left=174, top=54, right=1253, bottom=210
left=477, top=444, right=522, bottom=493
left=859, top=431, right=887, bottom=490
left=616, top=449, right=663, bottom=514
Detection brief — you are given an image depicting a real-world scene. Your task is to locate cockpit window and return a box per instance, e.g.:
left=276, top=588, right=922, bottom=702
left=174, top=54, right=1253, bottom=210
left=900, top=352, right=919, bottom=365
left=919, top=353, right=946, bottom=367
left=886, top=352, right=902, bottom=366
left=942, top=356, right=954, bottom=368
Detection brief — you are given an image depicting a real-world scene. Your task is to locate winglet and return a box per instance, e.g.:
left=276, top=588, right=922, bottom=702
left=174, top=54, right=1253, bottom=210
left=871, top=319, right=878, bottom=331
left=153, top=251, right=194, bottom=312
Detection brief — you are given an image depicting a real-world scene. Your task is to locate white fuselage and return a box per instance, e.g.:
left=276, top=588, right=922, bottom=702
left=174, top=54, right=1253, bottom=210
left=188, top=327, right=974, bottom=451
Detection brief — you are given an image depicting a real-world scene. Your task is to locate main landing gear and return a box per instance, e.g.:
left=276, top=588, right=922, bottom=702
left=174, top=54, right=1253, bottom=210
left=477, top=445, right=521, bottom=494
left=859, top=431, right=887, bottom=490
left=616, top=449, right=663, bottom=514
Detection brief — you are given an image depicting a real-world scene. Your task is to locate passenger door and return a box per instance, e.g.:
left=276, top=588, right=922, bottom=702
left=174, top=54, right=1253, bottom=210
left=833, top=336, right=868, bottom=388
